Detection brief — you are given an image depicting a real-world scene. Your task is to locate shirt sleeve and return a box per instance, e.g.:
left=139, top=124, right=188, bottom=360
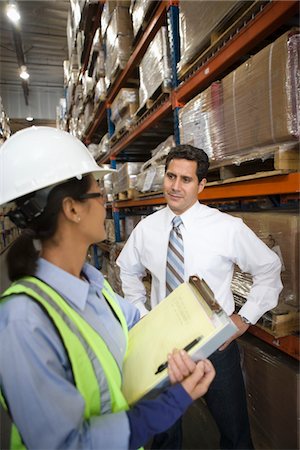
left=0, top=297, right=130, bottom=450
left=116, top=227, right=150, bottom=317
left=127, top=384, right=193, bottom=450
left=232, top=220, right=283, bottom=324
left=114, top=292, right=141, bottom=329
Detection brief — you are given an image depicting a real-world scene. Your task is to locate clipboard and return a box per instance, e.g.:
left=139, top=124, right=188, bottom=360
left=122, top=276, right=237, bottom=405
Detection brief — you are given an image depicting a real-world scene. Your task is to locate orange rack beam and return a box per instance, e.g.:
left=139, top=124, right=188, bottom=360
left=113, top=172, right=300, bottom=208
left=248, top=326, right=300, bottom=360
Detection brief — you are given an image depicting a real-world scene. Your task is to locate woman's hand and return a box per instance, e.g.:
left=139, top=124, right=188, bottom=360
left=168, top=349, right=215, bottom=400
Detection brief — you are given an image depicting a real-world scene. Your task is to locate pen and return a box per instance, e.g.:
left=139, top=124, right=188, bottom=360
left=154, top=336, right=203, bottom=375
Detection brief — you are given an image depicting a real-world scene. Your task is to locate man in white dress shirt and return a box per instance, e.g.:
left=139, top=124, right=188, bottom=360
left=117, top=144, right=283, bottom=449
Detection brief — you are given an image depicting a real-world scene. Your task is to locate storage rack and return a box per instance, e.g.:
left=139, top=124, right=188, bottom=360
left=72, top=0, right=299, bottom=360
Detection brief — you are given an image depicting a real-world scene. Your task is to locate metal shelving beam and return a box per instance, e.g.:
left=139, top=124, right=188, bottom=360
left=176, top=0, right=299, bottom=103
left=112, top=173, right=300, bottom=208
left=247, top=327, right=300, bottom=361
left=199, top=173, right=300, bottom=201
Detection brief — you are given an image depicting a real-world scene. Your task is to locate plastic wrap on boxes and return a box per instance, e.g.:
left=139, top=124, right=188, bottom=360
left=103, top=172, right=114, bottom=202
left=179, top=83, right=223, bottom=160
left=178, top=0, right=241, bottom=73
left=92, top=50, right=105, bottom=83
left=105, top=6, right=133, bottom=84
left=136, top=165, right=165, bottom=193
left=216, top=30, right=300, bottom=161
left=101, top=1, right=131, bottom=37
left=130, top=0, right=152, bottom=37
left=98, top=133, right=110, bottom=158
left=230, top=211, right=299, bottom=309
left=82, top=73, right=94, bottom=99
left=238, top=335, right=299, bottom=450
left=139, top=26, right=171, bottom=109
left=87, top=143, right=99, bottom=159
left=110, top=88, right=138, bottom=133
left=141, top=135, right=175, bottom=172
left=94, top=78, right=106, bottom=104
left=87, top=28, right=102, bottom=76
left=113, top=162, right=143, bottom=194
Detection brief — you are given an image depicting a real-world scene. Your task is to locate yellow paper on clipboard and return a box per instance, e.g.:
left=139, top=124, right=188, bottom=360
left=122, top=276, right=237, bottom=405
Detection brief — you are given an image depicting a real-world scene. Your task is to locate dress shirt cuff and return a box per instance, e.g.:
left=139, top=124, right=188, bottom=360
left=127, top=384, right=192, bottom=449
left=239, top=302, right=264, bottom=325
left=135, top=301, right=149, bottom=318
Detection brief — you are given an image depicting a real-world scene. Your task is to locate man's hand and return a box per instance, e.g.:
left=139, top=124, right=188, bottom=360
left=167, top=349, right=215, bottom=400
left=218, top=313, right=250, bottom=351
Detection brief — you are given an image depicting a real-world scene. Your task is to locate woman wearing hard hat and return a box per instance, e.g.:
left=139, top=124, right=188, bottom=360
left=0, top=127, right=215, bottom=450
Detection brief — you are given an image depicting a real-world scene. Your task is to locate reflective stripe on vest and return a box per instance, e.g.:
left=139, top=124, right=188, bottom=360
left=0, top=276, right=130, bottom=449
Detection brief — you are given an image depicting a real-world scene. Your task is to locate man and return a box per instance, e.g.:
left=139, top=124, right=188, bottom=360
left=117, top=144, right=283, bottom=449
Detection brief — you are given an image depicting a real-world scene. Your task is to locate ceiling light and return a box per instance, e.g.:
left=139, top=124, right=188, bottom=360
left=6, top=3, right=20, bottom=23
left=20, top=65, right=29, bottom=80
left=26, top=116, right=34, bottom=122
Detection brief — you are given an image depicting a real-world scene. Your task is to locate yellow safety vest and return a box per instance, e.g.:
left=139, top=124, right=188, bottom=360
left=0, top=276, right=130, bottom=449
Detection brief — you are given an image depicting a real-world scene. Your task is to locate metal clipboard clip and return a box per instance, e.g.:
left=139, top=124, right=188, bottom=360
left=189, top=275, right=222, bottom=313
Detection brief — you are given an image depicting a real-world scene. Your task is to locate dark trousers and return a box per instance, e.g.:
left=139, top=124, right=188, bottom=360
left=151, top=341, right=254, bottom=450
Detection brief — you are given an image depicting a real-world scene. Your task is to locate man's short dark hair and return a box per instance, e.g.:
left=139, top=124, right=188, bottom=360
left=165, top=144, right=210, bottom=183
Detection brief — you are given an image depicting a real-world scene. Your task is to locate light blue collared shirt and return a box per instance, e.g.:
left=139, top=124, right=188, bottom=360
left=0, top=258, right=140, bottom=449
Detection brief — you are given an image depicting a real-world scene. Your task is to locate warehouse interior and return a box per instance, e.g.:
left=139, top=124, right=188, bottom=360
left=0, top=1, right=299, bottom=449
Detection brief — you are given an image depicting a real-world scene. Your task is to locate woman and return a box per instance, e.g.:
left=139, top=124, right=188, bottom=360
left=0, top=127, right=215, bottom=449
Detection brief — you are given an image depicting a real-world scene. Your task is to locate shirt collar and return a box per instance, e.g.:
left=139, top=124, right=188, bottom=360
left=166, top=201, right=203, bottom=227
left=35, top=258, right=105, bottom=311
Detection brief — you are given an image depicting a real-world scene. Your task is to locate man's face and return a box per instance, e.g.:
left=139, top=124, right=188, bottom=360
left=163, top=158, right=206, bottom=215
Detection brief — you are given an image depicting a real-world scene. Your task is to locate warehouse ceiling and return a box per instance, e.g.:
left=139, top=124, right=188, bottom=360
left=0, top=0, right=69, bottom=132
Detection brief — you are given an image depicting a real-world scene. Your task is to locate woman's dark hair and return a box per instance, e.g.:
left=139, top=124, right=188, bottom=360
left=165, top=144, right=210, bottom=183
left=6, top=175, right=92, bottom=281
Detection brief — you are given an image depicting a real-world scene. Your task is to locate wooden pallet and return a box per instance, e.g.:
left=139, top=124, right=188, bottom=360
left=256, top=307, right=299, bottom=339
left=235, top=296, right=299, bottom=338
left=135, top=84, right=171, bottom=119
left=110, top=123, right=133, bottom=144
left=207, top=144, right=300, bottom=184
left=114, top=188, right=139, bottom=201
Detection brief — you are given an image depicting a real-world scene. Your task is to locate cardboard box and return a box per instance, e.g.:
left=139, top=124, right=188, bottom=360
left=218, top=30, right=299, bottom=160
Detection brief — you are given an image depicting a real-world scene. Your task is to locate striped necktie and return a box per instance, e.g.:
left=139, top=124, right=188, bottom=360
left=166, top=216, right=184, bottom=296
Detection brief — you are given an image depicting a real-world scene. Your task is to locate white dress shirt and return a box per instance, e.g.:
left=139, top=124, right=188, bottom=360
left=117, top=202, right=283, bottom=323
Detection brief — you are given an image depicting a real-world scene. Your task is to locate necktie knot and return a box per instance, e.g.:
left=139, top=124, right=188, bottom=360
left=172, top=216, right=182, bottom=230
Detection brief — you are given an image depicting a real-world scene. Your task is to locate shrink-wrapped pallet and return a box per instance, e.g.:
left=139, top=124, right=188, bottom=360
left=110, top=88, right=138, bottom=134
left=239, top=335, right=299, bottom=450
left=141, top=135, right=175, bottom=172
left=139, top=27, right=171, bottom=109
left=136, top=136, right=175, bottom=192
left=135, top=165, right=165, bottom=193
left=178, top=0, right=241, bottom=73
left=94, top=77, right=107, bottom=104
left=179, top=82, right=223, bottom=160
left=105, top=6, right=133, bottom=84
left=130, top=0, right=153, bottom=37
left=217, top=30, right=299, bottom=160
left=114, top=162, right=143, bottom=194
left=230, top=211, right=299, bottom=309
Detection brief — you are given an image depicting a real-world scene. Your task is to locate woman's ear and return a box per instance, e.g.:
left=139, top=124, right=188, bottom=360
left=62, top=197, right=81, bottom=223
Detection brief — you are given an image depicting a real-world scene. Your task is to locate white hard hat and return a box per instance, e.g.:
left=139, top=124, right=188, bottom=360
left=0, top=126, right=113, bottom=206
